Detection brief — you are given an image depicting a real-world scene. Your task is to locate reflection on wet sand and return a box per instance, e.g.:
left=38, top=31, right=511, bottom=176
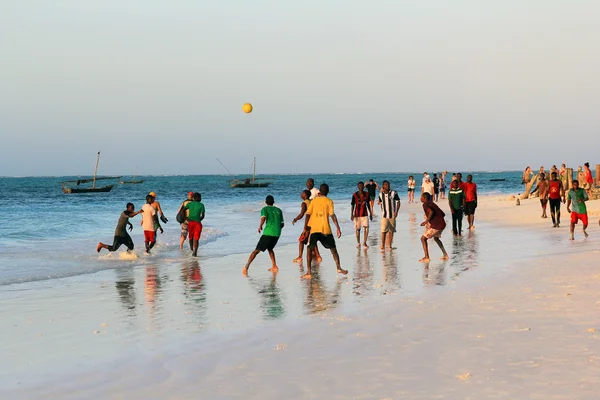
left=449, top=230, right=479, bottom=281
left=381, top=250, right=400, bottom=292
left=422, top=262, right=446, bottom=285
left=302, top=271, right=342, bottom=314
left=352, top=249, right=373, bottom=297
left=115, top=267, right=136, bottom=315
left=248, top=273, right=285, bottom=320
left=408, top=213, right=418, bottom=236
left=144, top=266, right=164, bottom=329
left=180, top=260, right=206, bottom=304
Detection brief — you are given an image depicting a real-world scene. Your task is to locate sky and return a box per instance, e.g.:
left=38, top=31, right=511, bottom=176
left=1, top=0, right=599, bottom=176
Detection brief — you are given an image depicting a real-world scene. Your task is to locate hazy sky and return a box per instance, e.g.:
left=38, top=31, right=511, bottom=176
left=1, top=1, right=599, bottom=176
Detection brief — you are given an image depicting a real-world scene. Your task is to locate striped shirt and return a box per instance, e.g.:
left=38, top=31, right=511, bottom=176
left=378, top=190, right=400, bottom=218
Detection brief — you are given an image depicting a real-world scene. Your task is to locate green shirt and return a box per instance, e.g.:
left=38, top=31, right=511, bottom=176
left=448, top=188, right=465, bottom=210
left=185, top=201, right=205, bottom=222
left=261, top=206, right=284, bottom=237
left=568, top=188, right=588, bottom=214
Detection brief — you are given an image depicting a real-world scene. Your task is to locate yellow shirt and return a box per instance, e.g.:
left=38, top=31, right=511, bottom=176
left=307, top=196, right=334, bottom=235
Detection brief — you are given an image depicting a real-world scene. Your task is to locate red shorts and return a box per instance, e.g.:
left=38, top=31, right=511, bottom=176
left=188, top=221, right=203, bottom=241
left=570, top=212, right=588, bottom=225
left=144, top=230, right=156, bottom=243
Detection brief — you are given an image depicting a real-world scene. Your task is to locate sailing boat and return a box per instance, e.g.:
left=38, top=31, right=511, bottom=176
left=61, top=152, right=121, bottom=194
left=228, top=157, right=274, bottom=188
left=120, top=169, right=144, bottom=184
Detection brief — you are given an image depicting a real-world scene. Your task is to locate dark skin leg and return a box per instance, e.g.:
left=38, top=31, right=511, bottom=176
left=97, top=242, right=109, bottom=252
left=420, top=236, right=430, bottom=262
left=434, top=237, right=449, bottom=259
left=243, top=249, right=261, bottom=275
left=192, top=239, right=199, bottom=257
left=189, top=239, right=193, bottom=251
left=330, top=248, right=347, bottom=275
left=305, top=246, right=314, bottom=278
left=267, top=249, right=278, bottom=272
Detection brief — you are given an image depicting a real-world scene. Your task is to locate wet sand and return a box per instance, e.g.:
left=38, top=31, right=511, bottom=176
left=2, top=195, right=600, bottom=399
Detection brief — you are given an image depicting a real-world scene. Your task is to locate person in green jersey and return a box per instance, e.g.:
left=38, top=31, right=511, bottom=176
left=184, top=192, right=206, bottom=257
left=447, top=180, right=465, bottom=236
left=567, top=180, right=589, bottom=240
left=243, top=195, right=284, bottom=275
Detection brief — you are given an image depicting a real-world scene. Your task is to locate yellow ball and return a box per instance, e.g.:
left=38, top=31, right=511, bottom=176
left=242, top=103, right=253, bottom=113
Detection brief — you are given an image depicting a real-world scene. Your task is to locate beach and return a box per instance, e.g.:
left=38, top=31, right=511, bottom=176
left=2, top=188, right=600, bottom=399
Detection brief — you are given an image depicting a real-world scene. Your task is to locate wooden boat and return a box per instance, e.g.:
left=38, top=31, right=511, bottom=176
left=490, top=178, right=506, bottom=182
left=120, top=170, right=144, bottom=184
left=61, top=152, right=121, bottom=194
left=221, top=157, right=274, bottom=188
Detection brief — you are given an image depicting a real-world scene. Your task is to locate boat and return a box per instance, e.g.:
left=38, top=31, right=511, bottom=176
left=490, top=178, right=506, bottom=182
left=61, top=152, right=121, bottom=194
left=120, top=170, right=144, bottom=184
left=221, top=157, right=274, bottom=188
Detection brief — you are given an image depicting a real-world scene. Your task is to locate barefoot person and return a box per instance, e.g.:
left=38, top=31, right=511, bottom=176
left=463, top=174, right=478, bottom=229
left=177, top=192, right=194, bottom=249
left=567, top=180, right=589, bottom=240
left=185, top=192, right=205, bottom=257
left=292, top=190, right=321, bottom=263
left=351, top=181, right=373, bottom=248
left=302, top=183, right=347, bottom=279
left=378, top=180, right=401, bottom=250
left=365, top=179, right=379, bottom=211
left=141, top=195, right=157, bottom=254
left=538, top=173, right=549, bottom=219
left=97, top=203, right=142, bottom=253
left=243, top=195, right=284, bottom=275
left=448, top=180, right=465, bottom=236
left=549, top=172, right=566, bottom=228
left=407, top=176, right=416, bottom=203
left=419, top=192, right=449, bottom=262
left=148, top=191, right=166, bottom=239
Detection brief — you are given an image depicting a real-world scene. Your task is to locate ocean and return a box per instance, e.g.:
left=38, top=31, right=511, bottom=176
left=0, top=171, right=522, bottom=286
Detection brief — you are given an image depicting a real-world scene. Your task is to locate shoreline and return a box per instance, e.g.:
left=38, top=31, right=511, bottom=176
left=2, top=194, right=600, bottom=398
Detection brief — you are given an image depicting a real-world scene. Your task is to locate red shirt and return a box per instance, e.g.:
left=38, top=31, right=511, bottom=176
left=423, top=201, right=446, bottom=230
left=463, top=182, right=477, bottom=202
left=351, top=191, right=370, bottom=217
left=549, top=180, right=562, bottom=200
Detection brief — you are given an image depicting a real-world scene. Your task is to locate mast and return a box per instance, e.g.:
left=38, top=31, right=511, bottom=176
left=92, top=151, right=100, bottom=189
left=253, top=157, right=256, bottom=183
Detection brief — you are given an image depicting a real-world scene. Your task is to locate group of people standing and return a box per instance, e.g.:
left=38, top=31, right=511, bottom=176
left=526, top=163, right=597, bottom=240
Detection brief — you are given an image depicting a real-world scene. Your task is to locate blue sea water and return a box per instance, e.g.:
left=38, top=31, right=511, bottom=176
left=0, top=171, right=522, bottom=286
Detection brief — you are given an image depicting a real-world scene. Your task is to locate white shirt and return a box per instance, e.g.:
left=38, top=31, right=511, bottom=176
left=309, top=187, right=320, bottom=200
left=422, top=181, right=435, bottom=195
left=141, top=204, right=156, bottom=231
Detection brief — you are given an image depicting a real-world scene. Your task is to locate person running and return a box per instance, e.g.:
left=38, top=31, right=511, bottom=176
left=243, top=195, right=284, bottom=275
left=419, top=192, right=449, bottom=262
left=421, top=175, right=435, bottom=197
left=407, top=176, right=416, bottom=203
left=567, top=180, right=589, bottom=240
left=432, top=173, right=440, bottom=201
left=292, top=190, right=321, bottom=263
left=448, top=180, right=465, bottom=236
left=306, top=178, right=320, bottom=200
left=185, top=192, right=205, bottom=257
left=365, top=179, right=379, bottom=211
left=303, top=183, right=347, bottom=279
left=351, top=181, right=373, bottom=248
left=97, top=203, right=143, bottom=253
left=141, top=195, right=157, bottom=253
left=439, top=171, right=447, bottom=200
left=583, top=162, right=594, bottom=196
left=177, top=191, right=194, bottom=249
left=538, top=173, right=549, bottom=219
left=148, top=191, right=166, bottom=239
left=463, top=174, right=477, bottom=230
left=378, top=180, right=400, bottom=250
left=548, top=171, right=566, bottom=228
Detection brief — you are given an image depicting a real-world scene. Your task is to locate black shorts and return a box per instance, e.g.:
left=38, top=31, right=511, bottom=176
left=109, top=235, right=134, bottom=252
left=256, top=235, right=279, bottom=252
left=549, top=198, right=561, bottom=209
left=308, top=233, right=336, bottom=250
left=464, top=201, right=477, bottom=216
